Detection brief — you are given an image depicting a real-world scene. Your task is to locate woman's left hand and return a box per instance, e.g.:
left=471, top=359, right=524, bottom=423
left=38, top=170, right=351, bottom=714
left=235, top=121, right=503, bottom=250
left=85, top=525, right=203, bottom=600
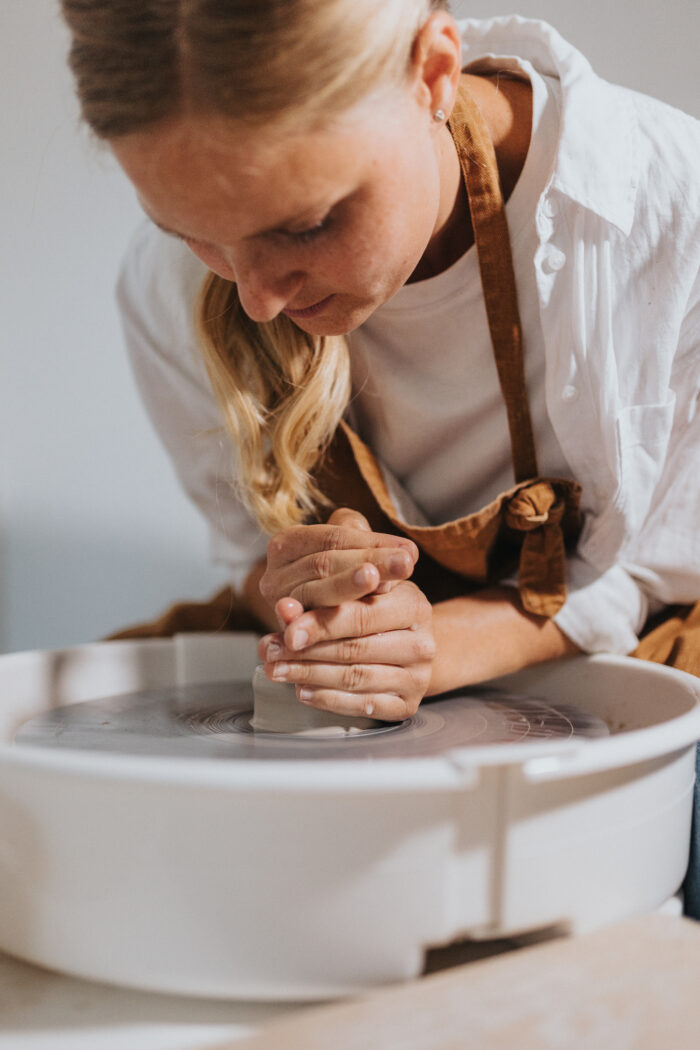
left=257, top=580, right=435, bottom=721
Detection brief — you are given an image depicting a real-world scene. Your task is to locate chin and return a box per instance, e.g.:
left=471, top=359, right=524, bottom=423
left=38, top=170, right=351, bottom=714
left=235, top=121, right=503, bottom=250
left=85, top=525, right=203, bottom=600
left=291, top=299, right=379, bottom=338
left=290, top=314, right=363, bottom=338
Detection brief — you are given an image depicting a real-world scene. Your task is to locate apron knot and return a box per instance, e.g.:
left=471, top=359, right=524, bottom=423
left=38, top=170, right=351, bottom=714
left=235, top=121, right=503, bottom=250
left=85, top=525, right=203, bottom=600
left=505, top=482, right=569, bottom=618
left=505, top=483, right=564, bottom=531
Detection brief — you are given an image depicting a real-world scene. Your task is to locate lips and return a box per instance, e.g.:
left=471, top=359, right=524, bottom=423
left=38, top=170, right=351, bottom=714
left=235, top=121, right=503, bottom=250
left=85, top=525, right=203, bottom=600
left=282, top=294, right=334, bottom=319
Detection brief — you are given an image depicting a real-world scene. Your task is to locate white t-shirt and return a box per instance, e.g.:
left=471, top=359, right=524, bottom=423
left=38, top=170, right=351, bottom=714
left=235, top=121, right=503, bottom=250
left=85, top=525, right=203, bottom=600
left=346, top=61, right=569, bottom=528
left=116, top=17, right=700, bottom=658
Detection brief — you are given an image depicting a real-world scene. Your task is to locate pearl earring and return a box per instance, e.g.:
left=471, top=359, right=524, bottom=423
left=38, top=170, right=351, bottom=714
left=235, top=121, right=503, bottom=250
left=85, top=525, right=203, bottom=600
left=433, top=108, right=446, bottom=123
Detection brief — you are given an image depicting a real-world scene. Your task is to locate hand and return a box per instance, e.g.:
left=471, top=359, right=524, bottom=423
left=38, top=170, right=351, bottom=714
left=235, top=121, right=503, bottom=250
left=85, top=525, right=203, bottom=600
left=258, top=508, right=419, bottom=615
left=257, top=579, right=436, bottom=722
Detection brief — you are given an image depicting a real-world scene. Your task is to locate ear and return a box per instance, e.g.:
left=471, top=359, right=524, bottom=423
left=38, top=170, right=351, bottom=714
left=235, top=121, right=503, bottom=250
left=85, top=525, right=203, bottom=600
left=409, top=12, right=462, bottom=123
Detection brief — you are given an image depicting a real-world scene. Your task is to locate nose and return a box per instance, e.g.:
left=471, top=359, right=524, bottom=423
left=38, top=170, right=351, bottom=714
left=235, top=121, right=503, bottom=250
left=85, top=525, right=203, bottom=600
left=225, top=246, right=305, bottom=324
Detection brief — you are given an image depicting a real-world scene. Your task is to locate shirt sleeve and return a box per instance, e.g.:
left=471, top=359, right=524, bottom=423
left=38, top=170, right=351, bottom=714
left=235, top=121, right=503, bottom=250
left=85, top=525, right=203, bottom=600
left=553, top=556, right=649, bottom=654
left=615, top=270, right=700, bottom=606
left=116, top=221, right=268, bottom=591
left=555, top=263, right=700, bottom=654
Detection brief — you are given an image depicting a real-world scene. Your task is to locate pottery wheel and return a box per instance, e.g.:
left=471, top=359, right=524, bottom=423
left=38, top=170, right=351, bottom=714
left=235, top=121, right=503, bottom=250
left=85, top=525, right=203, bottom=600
left=14, top=682, right=609, bottom=761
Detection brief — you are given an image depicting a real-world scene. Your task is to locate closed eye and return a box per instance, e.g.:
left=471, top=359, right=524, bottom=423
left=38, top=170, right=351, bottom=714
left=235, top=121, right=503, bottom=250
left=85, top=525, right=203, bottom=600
left=283, top=215, right=333, bottom=244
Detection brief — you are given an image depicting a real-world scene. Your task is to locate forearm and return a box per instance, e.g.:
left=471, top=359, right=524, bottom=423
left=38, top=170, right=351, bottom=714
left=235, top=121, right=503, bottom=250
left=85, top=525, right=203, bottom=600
left=427, top=586, right=580, bottom=695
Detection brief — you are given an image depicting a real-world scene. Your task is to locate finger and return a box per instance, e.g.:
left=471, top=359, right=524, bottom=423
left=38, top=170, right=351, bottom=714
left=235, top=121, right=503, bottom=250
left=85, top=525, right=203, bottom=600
left=327, top=508, right=371, bottom=531
left=283, top=586, right=428, bottom=651
left=260, top=627, right=434, bottom=667
left=297, top=686, right=416, bottom=722
left=288, top=552, right=414, bottom=609
left=264, top=547, right=413, bottom=608
left=265, top=658, right=413, bottom=697
left=296, top=561, right=381, bottom=608
left=266, top=524, right=418, bottom=570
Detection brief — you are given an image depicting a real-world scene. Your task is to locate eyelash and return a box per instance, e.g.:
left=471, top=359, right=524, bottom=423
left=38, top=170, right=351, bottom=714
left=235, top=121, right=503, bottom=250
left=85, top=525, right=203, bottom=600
left=286, top=216, right=332, bottom=244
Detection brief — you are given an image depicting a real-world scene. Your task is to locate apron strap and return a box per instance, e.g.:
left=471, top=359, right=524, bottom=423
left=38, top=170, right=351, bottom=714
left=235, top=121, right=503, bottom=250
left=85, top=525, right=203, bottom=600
left=448, top=84, right=539, bottom=484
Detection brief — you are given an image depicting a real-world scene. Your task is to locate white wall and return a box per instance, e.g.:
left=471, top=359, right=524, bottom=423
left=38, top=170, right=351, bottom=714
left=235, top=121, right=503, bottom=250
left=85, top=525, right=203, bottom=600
left=2, top=1, right=698, bottom=654
left=452, top=0, right=700, bottom=115
left=1, top=2, right=228, bottom=652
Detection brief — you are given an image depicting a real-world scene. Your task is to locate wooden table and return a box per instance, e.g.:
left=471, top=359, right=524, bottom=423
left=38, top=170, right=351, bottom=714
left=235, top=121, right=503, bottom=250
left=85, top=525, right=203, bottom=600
left=3, top=915, right=700, bottom=1049
left=209, top=915, right=700, bottom=1050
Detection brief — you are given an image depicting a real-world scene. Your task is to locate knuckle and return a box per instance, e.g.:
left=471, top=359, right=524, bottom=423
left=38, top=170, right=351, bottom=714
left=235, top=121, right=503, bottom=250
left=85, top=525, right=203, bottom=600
left=343, top=663, right=367, bottom=691
left=404, top=696, right=422, bottom=717
left=293, top=663, right=310, bottom=683
left=268, top=525, right=306, bottom=560
left=322, top=525, right=344, bottom=552
left=411, top=587, right=431, bottom=620
left=311, top=550, right=334, bottom=579
left=267, top=530, right=285, bottom=553
left=267, top=529, right=291, bottom=560
left=407, top=666, right=431, bottom=700
left=415, top=633, right=437, bottom=661
left=342, top=636, right=365, bottom=663
left=354, top=600, right=373, bottom=637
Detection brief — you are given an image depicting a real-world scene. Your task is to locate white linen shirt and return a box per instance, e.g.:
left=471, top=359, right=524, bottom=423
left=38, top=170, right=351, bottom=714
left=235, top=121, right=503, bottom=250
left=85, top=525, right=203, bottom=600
left=116, top=16, right=700, bottom=657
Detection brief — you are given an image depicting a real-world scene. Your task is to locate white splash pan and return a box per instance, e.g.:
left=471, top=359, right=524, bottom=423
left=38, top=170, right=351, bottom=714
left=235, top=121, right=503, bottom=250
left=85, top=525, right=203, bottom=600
left=0, top=633, right=698, bottom=1000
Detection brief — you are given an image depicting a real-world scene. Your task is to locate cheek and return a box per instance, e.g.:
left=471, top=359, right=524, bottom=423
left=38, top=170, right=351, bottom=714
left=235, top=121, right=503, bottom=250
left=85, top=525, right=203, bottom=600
left=354, top=160, right=439, bottom=280
left=337, top=204, right=431, bottom=295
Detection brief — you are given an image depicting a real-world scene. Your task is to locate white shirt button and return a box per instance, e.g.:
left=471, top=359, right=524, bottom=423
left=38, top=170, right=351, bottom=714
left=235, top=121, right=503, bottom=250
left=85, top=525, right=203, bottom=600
left=543, top=247, right=566, bottom=272
left=562, top=384, right=579, bottom=403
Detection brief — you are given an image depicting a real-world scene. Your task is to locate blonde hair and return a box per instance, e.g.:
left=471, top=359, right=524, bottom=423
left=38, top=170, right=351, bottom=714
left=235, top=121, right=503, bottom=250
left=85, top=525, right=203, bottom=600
left=62, top=0, right=450, bottom=533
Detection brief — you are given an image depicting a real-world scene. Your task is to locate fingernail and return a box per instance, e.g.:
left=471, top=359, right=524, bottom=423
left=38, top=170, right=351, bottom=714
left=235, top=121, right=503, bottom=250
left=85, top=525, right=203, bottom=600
left=390, top=554, right=408, bottom=577
left=365, top=701, right=374, bottom=716
left=272, top=662, right=290, bottom=679
left=409, top=623, right=419, bottom=631
left=291, top=630, right=309, bottom=651
left=353, top=566, right=369, bottom=586
left=266, top=641, right=282, bottom=659
left=298, top=687, right=314, bottom=702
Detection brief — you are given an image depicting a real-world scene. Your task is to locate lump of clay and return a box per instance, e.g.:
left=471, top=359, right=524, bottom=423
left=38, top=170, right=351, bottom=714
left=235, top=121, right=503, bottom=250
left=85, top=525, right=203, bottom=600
left=251, top=665, right=380, bottom=735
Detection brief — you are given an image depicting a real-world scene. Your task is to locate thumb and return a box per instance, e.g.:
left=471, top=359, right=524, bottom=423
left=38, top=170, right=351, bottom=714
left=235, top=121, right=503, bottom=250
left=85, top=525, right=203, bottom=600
left=275, top=596, right=304, bottom=630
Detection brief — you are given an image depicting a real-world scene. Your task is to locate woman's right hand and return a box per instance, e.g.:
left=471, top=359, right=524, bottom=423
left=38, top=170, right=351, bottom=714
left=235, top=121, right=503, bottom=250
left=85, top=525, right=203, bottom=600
left=258, top=508, right=418, bottom=617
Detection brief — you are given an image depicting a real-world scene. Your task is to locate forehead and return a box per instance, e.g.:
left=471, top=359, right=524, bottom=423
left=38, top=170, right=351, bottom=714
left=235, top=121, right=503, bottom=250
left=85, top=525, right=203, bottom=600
left=111, top=107, right=400, bottom=241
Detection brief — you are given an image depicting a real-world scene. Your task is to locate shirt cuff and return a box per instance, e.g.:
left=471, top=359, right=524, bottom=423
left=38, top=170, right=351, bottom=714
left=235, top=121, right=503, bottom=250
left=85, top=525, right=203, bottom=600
left=553, top=557, right=649, bottom=655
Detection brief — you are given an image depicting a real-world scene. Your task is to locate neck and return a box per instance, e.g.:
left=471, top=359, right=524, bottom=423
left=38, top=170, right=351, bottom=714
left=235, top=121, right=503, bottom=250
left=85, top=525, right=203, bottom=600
left=408, top=72, right=532, bottom=284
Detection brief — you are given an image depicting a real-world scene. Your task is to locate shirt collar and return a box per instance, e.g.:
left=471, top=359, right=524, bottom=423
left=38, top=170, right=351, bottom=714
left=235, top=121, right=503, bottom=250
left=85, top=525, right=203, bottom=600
left=459, top=16, right=640, bottom=236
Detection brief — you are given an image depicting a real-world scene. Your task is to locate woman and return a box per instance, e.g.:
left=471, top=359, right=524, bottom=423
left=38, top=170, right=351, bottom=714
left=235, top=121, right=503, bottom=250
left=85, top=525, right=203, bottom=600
left=61, top=0, right=700, bottom=886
